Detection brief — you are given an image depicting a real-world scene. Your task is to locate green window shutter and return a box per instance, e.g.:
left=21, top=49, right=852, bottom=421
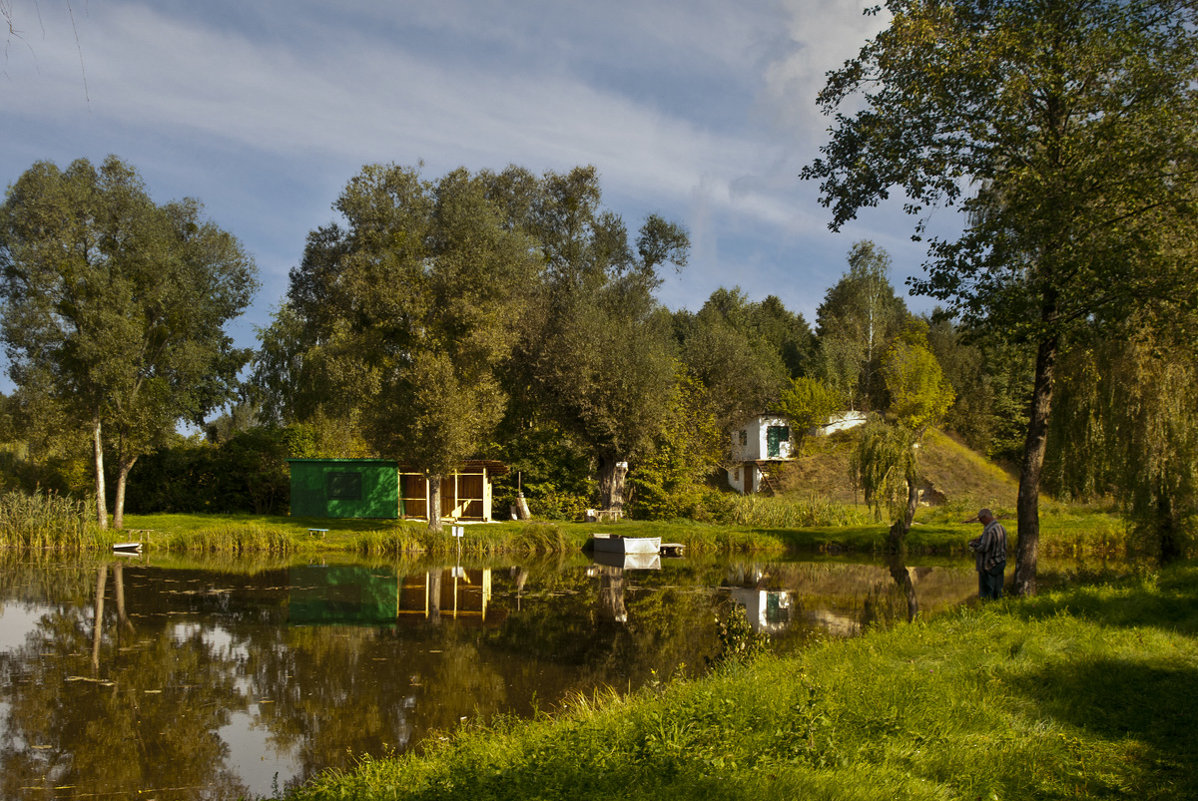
left=766, top=426, right=789, bottom=458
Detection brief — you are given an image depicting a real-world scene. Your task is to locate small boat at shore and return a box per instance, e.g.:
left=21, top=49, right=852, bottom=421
left=588, top=533, right=661, bottom=555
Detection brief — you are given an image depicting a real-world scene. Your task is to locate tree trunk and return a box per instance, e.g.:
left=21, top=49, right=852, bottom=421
left=885, top=456, right=920, bottom=553
left=113, top=455, right=137, bottom=531
left=92, top=418, right=108, bottom=530
left=1013, top=335, right=1058, bottom=597
left=596, top=453, right=629, bottom=513
left=1157, top=484, right=1180, bottom=565
left=427, top=474, right=443, bottom=533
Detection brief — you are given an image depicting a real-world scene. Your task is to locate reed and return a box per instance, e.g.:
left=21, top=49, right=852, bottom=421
left=159, top=523, right=294, bottom=554
left=0, top=490, right=102, bottom=551
left=726, top=494, right=871, bottom=529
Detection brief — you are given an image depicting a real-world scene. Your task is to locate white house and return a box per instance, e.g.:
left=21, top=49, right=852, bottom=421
left=814, top=410, right=868, bottom=437
left=727, top=415, right=793, bottom=494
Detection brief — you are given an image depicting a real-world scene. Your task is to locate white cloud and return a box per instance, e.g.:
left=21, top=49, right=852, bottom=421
left=2, top=0, right=936, bottom=337
left=760, top=0, right=890, bottom=139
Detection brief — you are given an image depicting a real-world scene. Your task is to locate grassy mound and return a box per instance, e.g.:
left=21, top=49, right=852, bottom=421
left=776, top=426, right=1018, bottom=511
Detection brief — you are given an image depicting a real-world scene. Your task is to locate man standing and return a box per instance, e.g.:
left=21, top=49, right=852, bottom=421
left=969, top=509, right=1007, bottom=600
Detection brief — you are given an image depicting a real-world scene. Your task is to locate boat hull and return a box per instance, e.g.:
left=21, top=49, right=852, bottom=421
left=589, top=533, right=661, bottom=555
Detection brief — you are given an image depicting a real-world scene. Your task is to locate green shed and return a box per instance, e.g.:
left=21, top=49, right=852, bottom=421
left=287, top=459, right=399, bottom=519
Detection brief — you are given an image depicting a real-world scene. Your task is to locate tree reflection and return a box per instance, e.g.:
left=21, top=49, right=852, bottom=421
left=885, top=551, right=919, bottom=623
left=1, top=562, right=250, bottom=800
left=0, top=554, right=981, bottom=798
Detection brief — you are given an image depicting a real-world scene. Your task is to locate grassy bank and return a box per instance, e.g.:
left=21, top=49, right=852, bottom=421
left=285, top=562, right=1198, bottom=801
left=109, top=503, right=1128, bottom=559
left=0, top=490, right=1126, bottom=559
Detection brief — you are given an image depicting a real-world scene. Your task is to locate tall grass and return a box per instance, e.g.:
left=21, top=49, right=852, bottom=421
left=726, top=494, right=870, bottom=528
left=354, top=522, right=585, bottom=558
left=159, top=523, right=294, bottom=554
left=0, top=490, right=102, bottom=551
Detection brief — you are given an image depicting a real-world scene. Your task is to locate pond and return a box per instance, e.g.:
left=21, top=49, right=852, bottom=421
left=0, top=548, right=1107, bottom=799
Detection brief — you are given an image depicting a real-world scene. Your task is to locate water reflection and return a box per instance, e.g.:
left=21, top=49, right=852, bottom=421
left=0, top=552, right=999, bottom=799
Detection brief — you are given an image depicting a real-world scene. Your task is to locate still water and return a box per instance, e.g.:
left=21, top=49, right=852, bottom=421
left=0, top=549, right=1049, bottom=799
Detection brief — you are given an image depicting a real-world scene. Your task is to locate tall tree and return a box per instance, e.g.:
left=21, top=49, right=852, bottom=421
left=803, top=0, right=1198, bottom=594
left=1046, top=306, right=1198, bottom=561
left=814, top=241, right=908, bottom=411
left=852, top=322, right=955, bottom=550
left=0, top=157, right=257, bottom=528
left=676, top=288, right=790, bottom=431
left=751, top=294, right=816, bottom=379
left=278, top=164, right=538, bottom=531
left=498, top=166, right=689, bottom=513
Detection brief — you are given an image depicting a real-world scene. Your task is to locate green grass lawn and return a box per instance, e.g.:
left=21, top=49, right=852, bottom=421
left=284, top=561, right=1198, bottom=801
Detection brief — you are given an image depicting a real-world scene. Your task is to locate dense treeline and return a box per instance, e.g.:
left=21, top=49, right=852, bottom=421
left=0, top=159, right=1019, bottom=524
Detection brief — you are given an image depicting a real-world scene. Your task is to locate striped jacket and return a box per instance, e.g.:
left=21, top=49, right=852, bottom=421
left=970, top=520, right=1008, bottom=572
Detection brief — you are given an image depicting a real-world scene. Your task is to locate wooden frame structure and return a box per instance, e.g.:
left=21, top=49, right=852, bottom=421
left=398, top=460, right=508, bottom=523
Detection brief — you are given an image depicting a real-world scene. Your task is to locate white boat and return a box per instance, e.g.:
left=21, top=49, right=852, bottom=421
left=589, top=533, right=661, bottom=555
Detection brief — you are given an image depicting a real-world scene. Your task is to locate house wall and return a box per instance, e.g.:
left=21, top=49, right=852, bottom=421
left=288, top=459, right=400, bottom=519
left=727, top=461, right=767, bottom=494
left=815, top=411, right=868, bottom=436
left=731, top=416, right=793, bottom=462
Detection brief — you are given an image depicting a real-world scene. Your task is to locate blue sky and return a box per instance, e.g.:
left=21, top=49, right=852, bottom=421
left=2, top=0, right=954, bottom=355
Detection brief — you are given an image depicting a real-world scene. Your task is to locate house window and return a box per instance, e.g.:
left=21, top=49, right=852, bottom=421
left=739, top=430, right=748, bottom=447
left=327, top=471, right=362, bottom=501
left=766, top=426, right=790, bottom=458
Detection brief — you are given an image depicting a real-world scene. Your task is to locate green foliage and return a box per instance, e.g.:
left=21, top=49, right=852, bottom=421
left=776, top=377, right=841, bottom=455
left=675, top=288, right=793, bottom=429
left=880, top=322, right=955, bottom=433
left=1046, top=316, right=1198, bottom=561
left=125, top=425, right=309, bottom=515
left=486, top=424, right=593, bottom=521
left=627, top=372, right=724, bottom=520
left=850, top=419, right=913, bottom=521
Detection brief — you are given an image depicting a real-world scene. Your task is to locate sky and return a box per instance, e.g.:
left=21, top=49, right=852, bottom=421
left=2, top=0, right=958, bottom=357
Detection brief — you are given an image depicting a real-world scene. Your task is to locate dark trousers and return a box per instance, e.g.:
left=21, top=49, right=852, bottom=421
left=978, top=562, right=1005, bottom=600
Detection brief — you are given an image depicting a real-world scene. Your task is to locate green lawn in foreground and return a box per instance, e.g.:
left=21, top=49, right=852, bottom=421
left=285, top=562, right=1198, bottom=801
